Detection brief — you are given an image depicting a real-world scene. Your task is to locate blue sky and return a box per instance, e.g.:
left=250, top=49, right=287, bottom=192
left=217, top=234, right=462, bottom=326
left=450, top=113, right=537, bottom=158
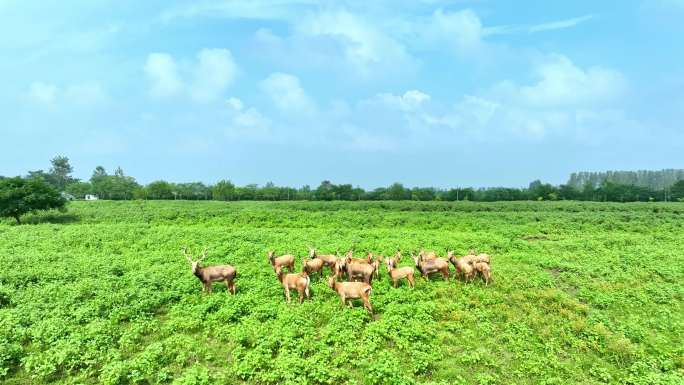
left=2, top=0, right=683, bottom=188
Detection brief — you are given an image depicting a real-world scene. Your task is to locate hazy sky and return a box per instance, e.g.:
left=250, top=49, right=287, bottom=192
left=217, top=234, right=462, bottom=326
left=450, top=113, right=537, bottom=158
left=2, top=0, right=683, bottom=188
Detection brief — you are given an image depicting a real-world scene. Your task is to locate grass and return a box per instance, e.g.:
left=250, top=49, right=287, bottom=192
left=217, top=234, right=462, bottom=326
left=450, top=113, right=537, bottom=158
left=0, top=200, right=683, bottom=384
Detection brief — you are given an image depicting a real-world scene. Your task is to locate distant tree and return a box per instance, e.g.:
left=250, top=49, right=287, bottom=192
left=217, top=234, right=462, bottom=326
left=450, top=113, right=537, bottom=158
left=26, top=170, right=57, bottom=186
left=49, top=156, right=75, bottom=190
left=387, top=183, right=410, bottom=200
left=146, top=181, right=174, bottom=199
left=212, top=180, right=235, bottom=201
left=528, top=180, right=558, bottom=201
left=335, top=184, right=354, bottom=200
left=411, top=187, right=436, bottom=201
left=90, top=166, right=109, bottom=198
left=65, top=182, right=92, bottom=199
left=0, top=177, right=66, bottom=224
left=315, top=180, right=335, bottom=201
left=671, top=180, right=684, bottom=201
left=298, top=185, right=312, bottom=200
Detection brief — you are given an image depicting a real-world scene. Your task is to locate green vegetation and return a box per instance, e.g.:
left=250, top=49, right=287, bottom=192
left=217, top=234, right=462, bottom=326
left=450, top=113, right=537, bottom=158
left=0, top=177, right=66, bottom=224
left=1, top=201, right=683, bottom=384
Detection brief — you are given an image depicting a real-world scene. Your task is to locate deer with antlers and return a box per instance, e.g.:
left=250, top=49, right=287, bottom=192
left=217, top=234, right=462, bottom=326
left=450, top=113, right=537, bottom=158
left=182, top=246, right=236, bottom=295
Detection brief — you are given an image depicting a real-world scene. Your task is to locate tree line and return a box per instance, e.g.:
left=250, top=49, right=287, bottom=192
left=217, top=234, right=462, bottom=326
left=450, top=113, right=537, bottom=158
left=567, top=169, right=684, bottom=191
left=4, top=156, right=684, bottom=205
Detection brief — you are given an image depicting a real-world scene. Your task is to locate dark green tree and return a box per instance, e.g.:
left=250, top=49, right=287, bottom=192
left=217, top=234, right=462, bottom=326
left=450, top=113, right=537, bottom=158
left=671, top=180, right=684, bottom=201
left=212, top=180, right=235, bottom=201
left=0, top=177, right=66, bottom=224
left=49, top=156, right=75, bottom=190
left=145, top=181, right=174, bottom=199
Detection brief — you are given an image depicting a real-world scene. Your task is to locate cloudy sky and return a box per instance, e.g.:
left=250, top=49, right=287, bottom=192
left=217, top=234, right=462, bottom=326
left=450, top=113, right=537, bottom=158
left=2, top=0, right=683, bottom=188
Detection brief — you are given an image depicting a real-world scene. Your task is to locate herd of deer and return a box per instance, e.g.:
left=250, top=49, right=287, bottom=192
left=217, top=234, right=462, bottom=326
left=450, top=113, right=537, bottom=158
left=182, top=246, right=493, bottom=314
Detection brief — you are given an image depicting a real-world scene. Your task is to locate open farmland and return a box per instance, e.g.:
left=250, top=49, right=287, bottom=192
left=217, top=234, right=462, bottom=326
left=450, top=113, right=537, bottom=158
left=0, top=201, right=683, bottom=385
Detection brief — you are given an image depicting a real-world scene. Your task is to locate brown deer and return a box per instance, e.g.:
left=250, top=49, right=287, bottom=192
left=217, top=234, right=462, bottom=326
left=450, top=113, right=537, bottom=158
left=418, top=249, right=438, bottom=261
left=473, top=261, right=492, bottom=285
left=327, top=275, right=372, bottom=313
left=268, top=251, right=295, bottom=275
left=385, top=257, right=415, bottom=288
left=182, top=247, right=236, bottom=295
left=302, top=257, right=324, bottom=277
left=448, top=250, right=474, bottom=282
left=278, top=267, right=311, bottom=303
left=463, top=249, right=491, bottom=265
left=345, top=259, right=375, bottom=284
left=345, top=250, right=372, bottom=265
left=412, top=253, right=449, bottom=281
left=370, top=255, right=383, bottom=280
left=308, top=248, right=338, bottom=272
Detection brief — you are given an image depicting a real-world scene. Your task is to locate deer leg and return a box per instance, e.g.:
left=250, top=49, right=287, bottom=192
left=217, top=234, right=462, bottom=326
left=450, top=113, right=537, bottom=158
left=339, top=295, right=346, bottom=308
left=284, top=287, right=291, bottom=302
left=364, top=298, right=372, bottom=313
left=298, top=288, right=304, bottom=304
left=230, top=281, right=236, bottom=295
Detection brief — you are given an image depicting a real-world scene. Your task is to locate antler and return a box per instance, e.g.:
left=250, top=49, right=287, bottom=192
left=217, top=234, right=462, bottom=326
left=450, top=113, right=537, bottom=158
left=198, top=248, right=207, bottom=262
left=181, top=246, right=193, bottom=263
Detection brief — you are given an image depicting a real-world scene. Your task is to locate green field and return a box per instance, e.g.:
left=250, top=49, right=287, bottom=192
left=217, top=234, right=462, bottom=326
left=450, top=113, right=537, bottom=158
left=1, top=201, right=683, bottom=385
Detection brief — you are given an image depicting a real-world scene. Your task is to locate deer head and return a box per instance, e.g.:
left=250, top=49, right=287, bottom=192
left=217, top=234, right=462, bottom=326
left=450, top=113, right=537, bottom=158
left=182, top=246, right=206, bottom=274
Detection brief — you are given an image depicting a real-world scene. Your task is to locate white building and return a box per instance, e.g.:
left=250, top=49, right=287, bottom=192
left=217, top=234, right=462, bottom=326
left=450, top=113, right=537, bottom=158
left=85, top=194, right=99, bottom=201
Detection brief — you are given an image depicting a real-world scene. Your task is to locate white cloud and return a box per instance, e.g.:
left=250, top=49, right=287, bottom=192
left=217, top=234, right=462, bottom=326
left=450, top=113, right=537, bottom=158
left=28, top=82, right=58, bottom=104
left=225, top=96, right=271, bottom=137
left=191, top=48, right=237, bottom=102
left=371, top=90, right=431, bottom=112
left=226, top=97, right=244, bottom=111
left=259, top=72, right=315, bottom=114
left=427, top=9, right=485, bottom=54
left=144, top=53, right=183, bottom=98
left=145, top=48, right=238, bottom=101
left=419, top=55, right=630, bottom=139
left=500, top=54, right=627, bottom=107
left=295, top=10, right=413, bottom=76
left=528, top=14, right=594, bottom=33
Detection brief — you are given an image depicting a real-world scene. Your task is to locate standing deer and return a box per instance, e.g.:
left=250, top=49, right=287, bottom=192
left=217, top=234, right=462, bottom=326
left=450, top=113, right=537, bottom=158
left=345, top=250, right=372, bottom=265
left=385, top=257, right=415, bottom=288
left=412, top=253, right=449, bottom=281
left=345, top=260, right=375, bottom=284
left=268, top=251, right=295, bottom=275
left=473, top=261, right=492, bottom=285
left=302, top=257, right=324, bottom=278
left=278, top=267, right=311, bottom=303
left=370, top=255, right=383, bottom=280
left=448, top=250, right=474, bottom=282
left=308, top=248, right=338, bottom=273
left=182, top=247, right=236, bottom=295
left=327, top=276, right=372, bottom=313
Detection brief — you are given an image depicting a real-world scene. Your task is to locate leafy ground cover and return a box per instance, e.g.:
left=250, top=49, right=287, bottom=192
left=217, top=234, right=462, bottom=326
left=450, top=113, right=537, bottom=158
left=0, top=200, right=683, bottom=384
